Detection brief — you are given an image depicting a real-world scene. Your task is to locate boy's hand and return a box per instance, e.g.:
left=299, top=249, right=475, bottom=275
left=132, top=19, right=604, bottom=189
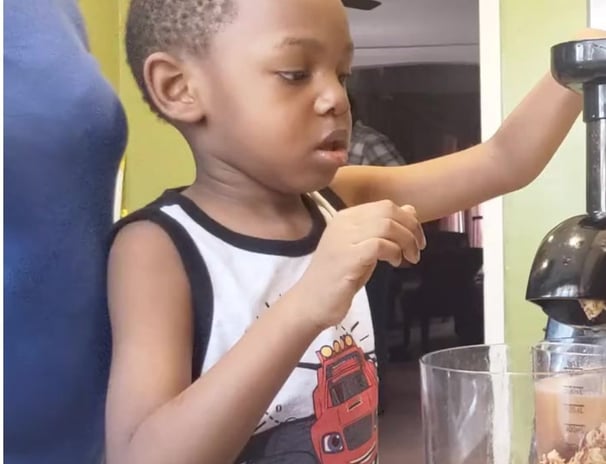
left=294, top=200, right=426, bottom=330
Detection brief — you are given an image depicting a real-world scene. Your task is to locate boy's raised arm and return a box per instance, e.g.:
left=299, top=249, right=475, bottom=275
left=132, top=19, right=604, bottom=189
left=331, top=28, right=606, bottom=222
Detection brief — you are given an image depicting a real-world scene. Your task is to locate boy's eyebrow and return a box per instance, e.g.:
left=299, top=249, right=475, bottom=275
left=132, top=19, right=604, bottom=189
left=275, top=36, right=354, bottom=55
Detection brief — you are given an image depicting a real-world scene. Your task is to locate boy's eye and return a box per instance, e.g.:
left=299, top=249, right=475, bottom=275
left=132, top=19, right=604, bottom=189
left=278, top=71, right=310, bottom=83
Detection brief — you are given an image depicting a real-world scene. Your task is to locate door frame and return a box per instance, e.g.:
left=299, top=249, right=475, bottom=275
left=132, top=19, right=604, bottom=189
left=479, top=0, right=506, bottom=344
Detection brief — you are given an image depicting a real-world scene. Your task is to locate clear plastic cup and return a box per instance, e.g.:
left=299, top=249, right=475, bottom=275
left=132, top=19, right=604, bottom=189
left=531, top=342, right=606, bottom=460
left=420, top=343, right=606, bottom=464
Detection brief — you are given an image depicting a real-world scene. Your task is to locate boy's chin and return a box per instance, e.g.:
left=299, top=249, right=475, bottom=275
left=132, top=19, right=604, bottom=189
left=289, top=169, right=339, bottom=194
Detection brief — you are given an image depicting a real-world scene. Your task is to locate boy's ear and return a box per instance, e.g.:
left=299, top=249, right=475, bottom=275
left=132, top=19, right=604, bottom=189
left=143, top=52, right=205, bottom=123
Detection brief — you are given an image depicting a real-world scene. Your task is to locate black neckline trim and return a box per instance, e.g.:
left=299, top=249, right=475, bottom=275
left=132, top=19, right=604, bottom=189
left=159, top=189, right=326, bottom=257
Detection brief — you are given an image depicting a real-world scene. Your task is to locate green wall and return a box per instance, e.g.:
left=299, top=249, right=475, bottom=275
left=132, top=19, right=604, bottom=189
left=501, top=0, right=586, bottom=345
left=81, top=0, right=194, bottom=215
left=115, top=0, right=194, bottom=214
left=79, top=0, right=120, bottom=90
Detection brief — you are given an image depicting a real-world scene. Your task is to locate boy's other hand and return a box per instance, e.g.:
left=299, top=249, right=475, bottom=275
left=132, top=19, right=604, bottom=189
left=294, top=200, right=425, bottom=330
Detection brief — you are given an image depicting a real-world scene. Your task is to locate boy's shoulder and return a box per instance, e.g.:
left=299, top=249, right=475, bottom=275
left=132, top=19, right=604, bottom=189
left=111, top=188, right=184, bottom=241
left=107, top=188, right=197, bottom=278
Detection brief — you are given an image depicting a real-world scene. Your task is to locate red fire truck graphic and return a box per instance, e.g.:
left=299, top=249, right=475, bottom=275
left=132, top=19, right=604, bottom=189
left=310, top=335, right=379, bottom=464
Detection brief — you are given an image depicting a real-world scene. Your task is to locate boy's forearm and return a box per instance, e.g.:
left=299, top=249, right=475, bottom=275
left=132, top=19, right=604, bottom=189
left=113, top=285, right=320, bottom=464
left=490, top=72, right=582, bottom=191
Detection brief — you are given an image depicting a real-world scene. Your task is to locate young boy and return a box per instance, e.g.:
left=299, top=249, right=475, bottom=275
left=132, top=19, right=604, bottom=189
left=107, top=1, right=603, bottom=463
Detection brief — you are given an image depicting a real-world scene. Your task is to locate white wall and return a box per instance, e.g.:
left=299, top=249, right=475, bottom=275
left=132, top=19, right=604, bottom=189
left=589, top=0, right=606, bottom=28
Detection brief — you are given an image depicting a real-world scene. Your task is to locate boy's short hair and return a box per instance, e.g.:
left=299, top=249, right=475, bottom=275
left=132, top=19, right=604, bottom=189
left=125, top=0, right=237, bottom=114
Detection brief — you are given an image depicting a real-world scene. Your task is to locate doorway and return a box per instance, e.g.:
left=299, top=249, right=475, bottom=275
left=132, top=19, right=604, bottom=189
left=345, top=1, right=501, bottom=461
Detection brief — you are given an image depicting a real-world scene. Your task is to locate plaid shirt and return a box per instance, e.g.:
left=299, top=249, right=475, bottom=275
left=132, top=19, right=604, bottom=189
left=348, top=120, right=406, bottom=166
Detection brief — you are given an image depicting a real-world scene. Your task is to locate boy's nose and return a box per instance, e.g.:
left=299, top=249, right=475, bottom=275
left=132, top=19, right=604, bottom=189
left=314, top=80, right=350, bottom=117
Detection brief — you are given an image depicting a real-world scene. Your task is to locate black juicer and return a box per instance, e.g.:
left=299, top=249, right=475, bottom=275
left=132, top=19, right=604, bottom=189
left=526, top=38, right=606, bottom=340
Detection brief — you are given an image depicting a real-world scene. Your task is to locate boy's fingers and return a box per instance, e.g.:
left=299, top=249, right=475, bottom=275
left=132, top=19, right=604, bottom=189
left=398, top=205, right=426, bottom=250
left=357, top=238, right=403, bottom=268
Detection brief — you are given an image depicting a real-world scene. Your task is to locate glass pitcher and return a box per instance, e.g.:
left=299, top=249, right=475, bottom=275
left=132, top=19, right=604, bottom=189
left=420, top=343, right=606, bottom=464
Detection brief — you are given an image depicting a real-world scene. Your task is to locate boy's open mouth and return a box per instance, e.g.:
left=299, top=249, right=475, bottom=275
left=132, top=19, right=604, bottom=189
left=317, top=129, right=349, bottom=152
left=315, top=129, right=350, bottom=167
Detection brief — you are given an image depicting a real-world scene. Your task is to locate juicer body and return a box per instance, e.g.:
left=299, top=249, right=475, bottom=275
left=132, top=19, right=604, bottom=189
left=545, top=318, right=606, bottom=340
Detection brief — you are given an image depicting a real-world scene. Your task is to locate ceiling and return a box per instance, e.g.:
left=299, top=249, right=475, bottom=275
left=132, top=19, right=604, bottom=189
left=346, top=0, right=479, bottom=67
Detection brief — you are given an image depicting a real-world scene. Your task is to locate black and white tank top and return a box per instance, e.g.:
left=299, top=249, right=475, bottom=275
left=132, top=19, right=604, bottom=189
left=113, top=188, right=379, bottom=464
